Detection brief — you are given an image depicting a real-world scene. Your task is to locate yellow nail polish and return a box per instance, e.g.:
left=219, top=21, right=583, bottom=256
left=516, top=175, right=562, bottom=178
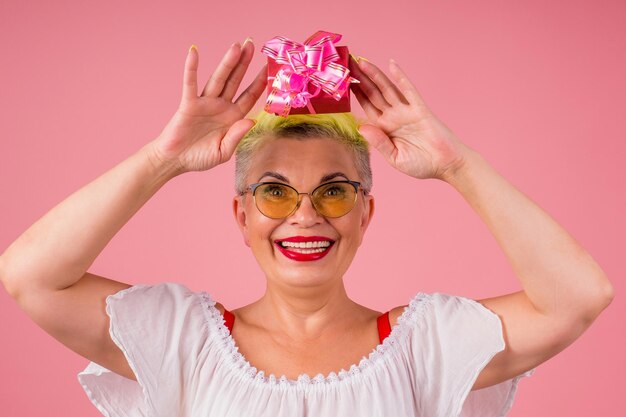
left=349, top=53, right=360, bottom=62
left=243, top=37, right=254, bottom=46
left=189, top=44, right=198, bottom=52
left=357, top=56, right=370, bottom=63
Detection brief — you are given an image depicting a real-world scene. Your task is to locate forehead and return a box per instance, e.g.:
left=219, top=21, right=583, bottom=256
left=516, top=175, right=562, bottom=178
left=250, top=138, right=358, bottom=182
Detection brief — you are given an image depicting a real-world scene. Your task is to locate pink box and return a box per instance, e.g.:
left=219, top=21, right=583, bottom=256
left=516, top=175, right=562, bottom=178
left=266, top=45, right=353, bottom=115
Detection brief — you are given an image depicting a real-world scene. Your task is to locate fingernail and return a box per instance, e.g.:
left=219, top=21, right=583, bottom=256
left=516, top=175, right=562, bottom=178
left=189, top=44, right=198, bottom=53
left=390, top=58, right=397, bottom=65
left=231, top=41, right=241, bottom=48
left=349, top=53, right=360, bottom=63
left=357, top=56, right=370, bottom=63
left=243, top=37, right=254, bottom=46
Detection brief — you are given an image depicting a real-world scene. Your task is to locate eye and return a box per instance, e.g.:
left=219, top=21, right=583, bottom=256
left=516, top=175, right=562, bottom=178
left=317, top=182, right=349, bottom=198
left=261, top=184, right=289, bottom=198
left=324, top=186, right=343, bottom=196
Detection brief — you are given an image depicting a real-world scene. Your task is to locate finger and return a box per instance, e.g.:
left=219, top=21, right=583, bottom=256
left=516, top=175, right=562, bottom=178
left=182, top=45, right=199, bottom=101
left=218, top=118, right=256, bottom=163
left=358, top=124, right=398, bottom=163
left=348, top=56, right=391, bottom=111
left=202, top=42, right=242, bottom=97
left=221, top=38, right=255, bottom=102
left=351, top=82, right=382, bottom=120
left=356, top=58, right=407, bottom=106
left=388, top=59, right=427, bottom=108
left=235, top=62, right=268, bottom=114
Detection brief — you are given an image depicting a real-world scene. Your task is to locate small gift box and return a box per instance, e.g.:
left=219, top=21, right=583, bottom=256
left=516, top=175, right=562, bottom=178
left=261, top=30, right=360, bottom=117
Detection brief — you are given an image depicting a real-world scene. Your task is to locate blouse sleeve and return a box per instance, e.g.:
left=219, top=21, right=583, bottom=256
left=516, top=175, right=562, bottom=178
left=415, top=292, right=535, bottom=417
left=77, top=282, right=209, bottom=417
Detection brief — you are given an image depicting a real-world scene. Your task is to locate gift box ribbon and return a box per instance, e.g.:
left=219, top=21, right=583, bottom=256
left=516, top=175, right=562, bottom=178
left=261, top=30, right=360, bottom=116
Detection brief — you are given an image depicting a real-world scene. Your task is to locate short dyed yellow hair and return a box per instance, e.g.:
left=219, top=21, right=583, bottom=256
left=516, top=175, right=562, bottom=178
left=234, top=110, right=372, bottom=196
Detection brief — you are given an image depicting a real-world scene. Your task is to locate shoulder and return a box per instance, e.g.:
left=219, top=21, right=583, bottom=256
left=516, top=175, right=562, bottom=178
left=214, top=301, right=226, bottom=315
left=388, top=292, right=498, bottom=327
left=120, top=282, right=224, bottom=319
left=386, top=291, right=435, bottom=327
left=389, top=304, right=409, bottom=327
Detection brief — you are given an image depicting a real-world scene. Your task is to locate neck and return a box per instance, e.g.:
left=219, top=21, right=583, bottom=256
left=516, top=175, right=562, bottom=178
left=254, top=277, right=359, bottom=342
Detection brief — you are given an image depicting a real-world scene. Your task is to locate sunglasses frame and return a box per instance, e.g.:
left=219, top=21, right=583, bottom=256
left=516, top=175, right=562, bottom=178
left=240, top=180, right=363, bottom=219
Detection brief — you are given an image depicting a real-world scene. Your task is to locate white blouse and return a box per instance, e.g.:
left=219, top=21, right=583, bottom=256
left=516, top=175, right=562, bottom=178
left=77, top=282, right=534, bottom=416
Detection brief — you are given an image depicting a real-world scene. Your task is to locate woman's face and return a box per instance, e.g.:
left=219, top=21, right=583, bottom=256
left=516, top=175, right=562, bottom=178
left=233, top=137, right=375, bottom=288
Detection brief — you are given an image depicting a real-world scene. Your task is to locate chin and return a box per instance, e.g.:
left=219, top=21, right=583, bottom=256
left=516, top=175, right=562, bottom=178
left=263, top=267, right=341, bottom=288
left=278, top=273, right=337, bottom=288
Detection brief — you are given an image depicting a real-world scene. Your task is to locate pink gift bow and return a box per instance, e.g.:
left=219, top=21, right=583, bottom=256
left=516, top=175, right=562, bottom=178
left=260, top=30, right=360, bottom=117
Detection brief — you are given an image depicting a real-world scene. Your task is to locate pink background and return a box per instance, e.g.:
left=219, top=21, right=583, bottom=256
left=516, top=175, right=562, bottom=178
left=1, top=1, right=624, bottom=415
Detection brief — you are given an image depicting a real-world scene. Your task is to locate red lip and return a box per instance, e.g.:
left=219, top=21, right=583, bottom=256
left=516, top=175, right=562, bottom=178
left=274, top=236, right=335, bottom=262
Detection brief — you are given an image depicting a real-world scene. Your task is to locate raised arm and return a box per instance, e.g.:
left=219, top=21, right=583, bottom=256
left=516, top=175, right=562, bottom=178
left=348, top=54, right=614, bottom=389
left=0, top=143, right=177, bottom=380
left=0, top=39, right=266, bottom=380
left=440, top=147, right=613, bottom=389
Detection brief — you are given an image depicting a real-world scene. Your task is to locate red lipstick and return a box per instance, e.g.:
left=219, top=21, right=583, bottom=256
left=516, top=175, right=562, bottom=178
left=274, top=236, right=335, bottom=262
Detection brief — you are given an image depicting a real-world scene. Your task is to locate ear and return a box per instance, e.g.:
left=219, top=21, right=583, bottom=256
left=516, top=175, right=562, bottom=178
left=360, top=193, right=375, bottom=233
left=232, top=195, right=251, bottom=247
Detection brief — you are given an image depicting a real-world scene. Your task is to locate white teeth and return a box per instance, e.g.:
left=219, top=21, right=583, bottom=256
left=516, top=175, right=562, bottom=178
left=280, top=240, right=332, bottom=248
left=286, top=247, right=327, bottom=254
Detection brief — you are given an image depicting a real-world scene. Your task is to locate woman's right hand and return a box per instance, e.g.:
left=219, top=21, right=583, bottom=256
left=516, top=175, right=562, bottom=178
left=147, top=40, right=267, bottom=175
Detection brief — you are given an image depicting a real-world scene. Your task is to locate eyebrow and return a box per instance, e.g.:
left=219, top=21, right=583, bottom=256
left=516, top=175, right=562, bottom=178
left=257, top=171, right=349, bottom=184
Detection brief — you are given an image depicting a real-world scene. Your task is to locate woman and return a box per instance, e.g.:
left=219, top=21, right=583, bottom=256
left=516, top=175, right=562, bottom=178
left=0, top=38, right=614, bottom=416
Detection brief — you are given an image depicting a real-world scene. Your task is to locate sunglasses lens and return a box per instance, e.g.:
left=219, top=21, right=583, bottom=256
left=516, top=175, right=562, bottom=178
left=312, top=182, right=357, bottom=217
left=255, top=183, right=298, bottom=218
left=253, top=182, right=358, bottom=219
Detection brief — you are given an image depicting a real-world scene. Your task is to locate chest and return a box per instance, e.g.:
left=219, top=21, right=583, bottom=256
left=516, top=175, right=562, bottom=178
left=230, top=320, right=383, bottom=380
left=224, top=310, right=395, bottom=380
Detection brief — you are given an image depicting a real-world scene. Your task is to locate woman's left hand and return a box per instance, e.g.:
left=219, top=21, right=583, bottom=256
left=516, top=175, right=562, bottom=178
left=349, top=56, right=473, bottom=181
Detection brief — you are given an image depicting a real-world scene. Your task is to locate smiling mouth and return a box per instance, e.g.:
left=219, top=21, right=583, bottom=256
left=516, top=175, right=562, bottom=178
left=274, top=239, right=335, bottom=262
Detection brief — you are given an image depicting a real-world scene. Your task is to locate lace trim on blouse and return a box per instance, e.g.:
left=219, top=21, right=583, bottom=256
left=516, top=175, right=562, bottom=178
left=198, top=291, right=432, bottom=387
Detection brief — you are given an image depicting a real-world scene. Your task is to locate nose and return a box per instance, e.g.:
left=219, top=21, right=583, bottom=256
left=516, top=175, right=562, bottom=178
left=287, top=193, right=323, bottom=225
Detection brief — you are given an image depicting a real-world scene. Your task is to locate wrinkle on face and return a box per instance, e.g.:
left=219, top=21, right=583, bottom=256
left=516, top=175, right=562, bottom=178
left=231, top=136, right=376, bottom=339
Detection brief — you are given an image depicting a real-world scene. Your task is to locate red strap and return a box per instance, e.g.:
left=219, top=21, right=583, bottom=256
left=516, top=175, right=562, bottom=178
left=377, top=311, right=392, bottom=344
left=223, top=308, right=235, bottom=334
